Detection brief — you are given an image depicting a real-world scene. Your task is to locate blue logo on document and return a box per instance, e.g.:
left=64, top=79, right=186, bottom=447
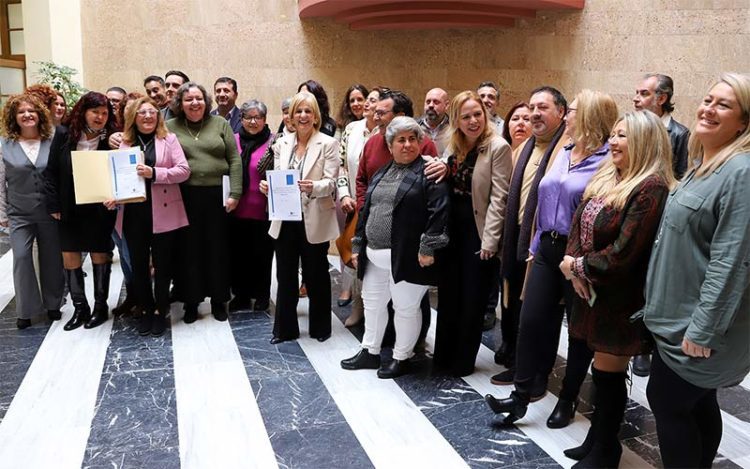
left=286, top=174, right=294, bottom=185
left=130, top=154, right=137, bottom=164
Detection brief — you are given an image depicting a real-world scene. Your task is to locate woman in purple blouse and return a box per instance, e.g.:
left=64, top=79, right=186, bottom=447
left=485, top=90, right=619, bottom=429
left=228, top=100, right=274, bottom=312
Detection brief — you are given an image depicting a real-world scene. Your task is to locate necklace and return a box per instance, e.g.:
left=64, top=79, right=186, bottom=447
left=137, top=134, right=154, bottom=150
left=185, top=119, right=203, bottom=141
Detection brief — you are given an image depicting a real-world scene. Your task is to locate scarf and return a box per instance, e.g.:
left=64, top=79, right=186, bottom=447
left=238, top=124, right=271, bottom=191
left=501, top=122, right=566, bottom=278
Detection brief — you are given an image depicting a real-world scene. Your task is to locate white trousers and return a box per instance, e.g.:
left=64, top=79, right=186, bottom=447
left=361, top=247, right=428, bottom=360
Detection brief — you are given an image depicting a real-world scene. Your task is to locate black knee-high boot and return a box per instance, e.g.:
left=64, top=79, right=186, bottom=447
left=85, top=263, right=111, bottom=329
left=64, top=267, right=90, bottom=331
left=573, top=368, right=626, bottom=469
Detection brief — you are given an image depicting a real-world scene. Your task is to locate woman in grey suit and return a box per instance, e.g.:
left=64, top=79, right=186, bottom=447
left=0, top=93, right=64, bottom=329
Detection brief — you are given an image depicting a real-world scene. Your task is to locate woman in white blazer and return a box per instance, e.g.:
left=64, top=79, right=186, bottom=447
left=261, top=91, right=340, bottom=343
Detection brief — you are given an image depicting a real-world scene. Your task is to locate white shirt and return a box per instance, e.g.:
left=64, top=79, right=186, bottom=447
left=19, top=139, right=41, bottom=166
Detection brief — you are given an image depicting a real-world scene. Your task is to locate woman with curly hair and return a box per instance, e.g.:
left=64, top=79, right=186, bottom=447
left=0, top=93, right=65, bottom=329
left=44, top=91, right=118, bottom=330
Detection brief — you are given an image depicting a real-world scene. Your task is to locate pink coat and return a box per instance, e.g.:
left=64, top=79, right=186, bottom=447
left=116, top=133, right=190, bottom=234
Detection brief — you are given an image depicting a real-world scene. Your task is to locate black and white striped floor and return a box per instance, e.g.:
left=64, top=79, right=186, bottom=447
left=0, top=236, right=748, bottom=469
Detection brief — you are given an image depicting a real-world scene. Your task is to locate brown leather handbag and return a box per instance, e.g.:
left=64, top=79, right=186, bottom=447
left=336, top=211, right=358, bottom=269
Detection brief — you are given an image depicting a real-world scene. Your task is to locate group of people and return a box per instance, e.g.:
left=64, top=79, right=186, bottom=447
left=1, top=70, right=749, bottom=469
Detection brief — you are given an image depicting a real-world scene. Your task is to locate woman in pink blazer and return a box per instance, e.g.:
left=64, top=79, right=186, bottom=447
left=115, top=96, right=190, bottom=336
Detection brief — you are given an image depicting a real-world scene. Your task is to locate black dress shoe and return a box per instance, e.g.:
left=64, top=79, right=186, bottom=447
left=484, top=392, right=528, bottom=424
left=341, top=349, right=381, bottom=370
left=490, top=368, right=515, bottom=385
left=632, top=354, right=651, bottom=377
left=16, top=318, right=32, bottom=329
left=315, top=334, right=331, bottom=342
left=547, top=398, right=578, bottom=428
left=337, top=297, right=353, bottom=307
left=270, top=335, right=297, bottom=344
left=84, top=309, right=108, bottom=329
left=377, top=359, right=410, bottom=379
left=47, top=309, right=62, bottom=321
left=183, top=304, right=198, bottom=324
left=253, top=299, right=270, bottom=312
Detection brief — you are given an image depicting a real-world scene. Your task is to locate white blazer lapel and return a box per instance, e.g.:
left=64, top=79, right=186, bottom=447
left=301, top=133, right=323, bottom=180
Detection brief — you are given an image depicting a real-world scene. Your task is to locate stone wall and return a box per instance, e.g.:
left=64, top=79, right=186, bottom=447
left=81, top=0, right=750, bottom=127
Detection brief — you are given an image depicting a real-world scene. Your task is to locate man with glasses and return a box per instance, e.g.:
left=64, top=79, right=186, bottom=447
left=211, top=76, right=242, bottom=133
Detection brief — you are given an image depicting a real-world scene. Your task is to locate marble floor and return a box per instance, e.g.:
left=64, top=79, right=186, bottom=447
left=0, top=234, right=749, bottom=469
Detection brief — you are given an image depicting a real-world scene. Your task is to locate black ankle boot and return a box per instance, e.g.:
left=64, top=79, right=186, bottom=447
left=211, top=300, right=228, bottom=321
left=341, top=349, right=381, bottom=370
left=64, top=267, right=90, bottom=331
left=573, top=369, right=626, bottom=469
left=485, top=390, right=529, bottom=424
left=85, top=263, right=111, bottom=329
left=547, top=398, right=578, bottom=428
left=151, top=312, right=168, bottom=337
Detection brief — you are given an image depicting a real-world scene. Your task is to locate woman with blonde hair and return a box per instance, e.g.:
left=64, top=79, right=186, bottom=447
left=558, top=110, right=675, bottom=467
left=433, top=90, right=512, bottom=377
left=486, top=89, right=618, bottom=428
left=114, top=96, right=190, bottom=336
left=643, top=73, right=750, bottom=468
left=260, top=91, right=340, bottom=343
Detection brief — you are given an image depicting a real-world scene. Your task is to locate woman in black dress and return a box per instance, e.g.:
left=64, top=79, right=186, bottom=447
left=44, top=91, right=117, bottom=330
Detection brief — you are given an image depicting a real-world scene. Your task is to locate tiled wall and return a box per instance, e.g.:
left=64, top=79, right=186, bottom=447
left=81, top=0, right=750, bottom=128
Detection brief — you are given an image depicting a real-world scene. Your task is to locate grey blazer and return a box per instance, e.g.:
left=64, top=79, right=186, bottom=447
left=0, top=137, right=53, bottom=225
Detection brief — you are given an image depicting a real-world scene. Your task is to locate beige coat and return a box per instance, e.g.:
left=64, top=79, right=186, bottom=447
left=470, top=134, right=513, bottom=254
left=268, top=131, right=341, bottom=244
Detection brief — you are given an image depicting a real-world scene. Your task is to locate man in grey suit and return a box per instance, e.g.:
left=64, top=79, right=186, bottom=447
left=634, top=73, right=690, bottom=179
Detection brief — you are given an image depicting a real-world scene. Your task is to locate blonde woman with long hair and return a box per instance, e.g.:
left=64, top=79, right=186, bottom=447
left=558, top=110, right=675, bottom=467
left=643, top=73, right=750, bottom=468
left=433, top=90, right=512, bottom=377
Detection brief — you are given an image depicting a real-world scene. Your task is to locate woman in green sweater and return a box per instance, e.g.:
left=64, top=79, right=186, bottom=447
left=643, top=73, right=750, bottom=468
left=167, top=82, right=242, bottom=322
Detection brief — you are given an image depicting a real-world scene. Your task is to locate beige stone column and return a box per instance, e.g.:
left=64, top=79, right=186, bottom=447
left=22, top=0, right=84, bottom=85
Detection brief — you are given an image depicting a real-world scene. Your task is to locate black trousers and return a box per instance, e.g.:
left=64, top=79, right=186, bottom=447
left=123, top=199, right=180, bottom=314
left=647, top=349, right=722, bottom=468
left=434, top=196, right=497, bottom=376
left=229, top=217, right=273, bottom=303
left=181, top=185, right=230, bottom=304
left=273, top=221, right=331, bottom=340
left=514, top=232, right=593, bottom=400
left=500, top=258, right=527, bottom=357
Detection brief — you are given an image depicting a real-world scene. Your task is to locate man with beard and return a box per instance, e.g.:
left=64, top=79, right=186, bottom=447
left=633, top=73, right=690, bottom=179
left=417, top=88, right=450, bottom=156
left=211, top=77, right=242, bottom=133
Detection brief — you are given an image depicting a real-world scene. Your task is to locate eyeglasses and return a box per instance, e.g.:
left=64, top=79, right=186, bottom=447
left=242, top=115, right=265, bottom=122
left=374, top=110, right=393, bottom=117
left=136, top=109, right=158, bottom=117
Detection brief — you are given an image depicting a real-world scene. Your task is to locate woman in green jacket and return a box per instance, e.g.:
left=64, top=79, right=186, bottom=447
left=643, top=72, right=750, bottom=469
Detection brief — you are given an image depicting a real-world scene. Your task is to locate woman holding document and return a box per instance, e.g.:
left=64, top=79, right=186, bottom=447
left=44, top=91, right=118, bottom=330
left=116, top=97, right=190, bottom=336
left=166, top=82, right=242, bottom=323
left=0, top=93, right=64, bottom=329
left=259, top=91, right=339, bottom=344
